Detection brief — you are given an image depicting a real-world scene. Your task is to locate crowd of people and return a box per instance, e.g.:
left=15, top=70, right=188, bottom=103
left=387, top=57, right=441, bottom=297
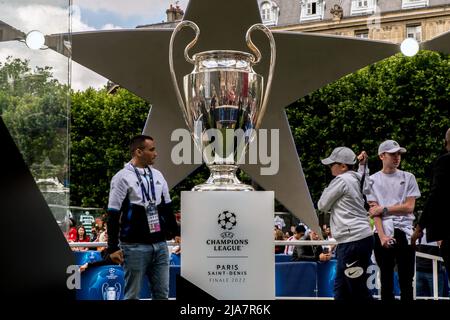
left=66, top=216, right=108, bottom=252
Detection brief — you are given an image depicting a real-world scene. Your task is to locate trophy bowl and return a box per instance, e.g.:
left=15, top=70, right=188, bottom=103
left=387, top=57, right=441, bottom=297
left=169, top=21, right=276, bottom=191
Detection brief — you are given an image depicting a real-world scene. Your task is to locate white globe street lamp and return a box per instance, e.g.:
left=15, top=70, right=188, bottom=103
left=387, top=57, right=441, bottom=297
left=400, top=38, right=419, bottom=57
left=25, top=30, right=45, bottom=50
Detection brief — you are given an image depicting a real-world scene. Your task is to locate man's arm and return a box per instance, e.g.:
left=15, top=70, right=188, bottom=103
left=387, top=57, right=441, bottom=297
left=106, top=174, right=128, bottom=254
left=369, top=197, right=416, bottom=217
left=158, top=196, right=180, bottom=238
left=367, top=200, right=395, bottom=248
left=106, top=209, right=121, bottom=253
left=371, top=172, right=421, bottom=217
left=315, top=245, right=331, bottom=262
left=373, top=216, right=395, bottom=248
left=292, top=245, right=316, bottom=262
left=411, top=225, right=423, bottom=249
left=357, top=153, right=372, bottom=195
left=413, top=155, right=450, bottom=246
left=419, top=155, right=450, bottom=228
left=318, top=177, right=346, bottom=213
left=158, top=176, right=180, bottom=238
left=161, top=177, right=172, bottom=204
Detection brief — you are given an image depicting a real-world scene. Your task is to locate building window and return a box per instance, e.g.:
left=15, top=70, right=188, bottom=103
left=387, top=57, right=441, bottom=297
left=300, top=0, right=324, bottom=22
left=402, top=0, right=429, bottom=9
left=406, top=25, right=422, bottom=42
left=350, top=0, right=376, bottom=16
left=260, top=1, right=279, bottom=26
left=261, top=2, right=272, bottom=21
left=307, top=1, right=317, bottom=15
left=355, top=29, right=369, bottom=39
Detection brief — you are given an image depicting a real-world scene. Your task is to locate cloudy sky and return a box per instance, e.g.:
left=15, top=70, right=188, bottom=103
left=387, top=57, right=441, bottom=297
left=0, top=0, right=189, bottom=90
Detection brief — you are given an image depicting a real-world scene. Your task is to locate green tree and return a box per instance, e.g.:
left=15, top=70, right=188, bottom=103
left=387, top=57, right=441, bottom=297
left=0, top=57, right=69, bottom=180
left=70, top=87, right=150, bottom=207
left=286, top=51, right=450, bottom=212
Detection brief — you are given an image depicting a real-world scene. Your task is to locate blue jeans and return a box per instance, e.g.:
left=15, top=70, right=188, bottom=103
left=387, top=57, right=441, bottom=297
left=334, top=235, right=374, bottom=300
left=416, top=271, right=444, bottom=297
left=121, top=242, right=169, bottom=300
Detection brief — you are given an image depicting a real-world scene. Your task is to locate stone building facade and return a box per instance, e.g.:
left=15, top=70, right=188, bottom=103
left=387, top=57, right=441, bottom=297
left=257, top=0, right=450, bottom=43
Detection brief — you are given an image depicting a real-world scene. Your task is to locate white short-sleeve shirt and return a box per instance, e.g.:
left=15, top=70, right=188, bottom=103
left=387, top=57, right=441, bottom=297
left=367, top=169, right=420, bottom=238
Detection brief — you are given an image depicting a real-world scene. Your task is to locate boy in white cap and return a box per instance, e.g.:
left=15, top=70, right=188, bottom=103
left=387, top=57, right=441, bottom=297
left=318, top=146, right=374, bottom=300
left=367, top=140, right=421, bottom=301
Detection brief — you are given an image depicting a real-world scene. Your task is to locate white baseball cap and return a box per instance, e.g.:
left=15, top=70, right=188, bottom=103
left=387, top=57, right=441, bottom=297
left=378, top=140, right=406, bottom=155
left=321, top=147, right=357, bottom=165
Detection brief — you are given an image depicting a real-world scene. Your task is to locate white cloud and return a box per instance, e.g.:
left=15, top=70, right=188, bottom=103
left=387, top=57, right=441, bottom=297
left=0, top=42, right=107, bottom=91
left=0, top=42, right=70, bottom=85
left=1, top=0, right=190, bottom=91
left=71, top=5, right=96, bottom=32
left=100, top=23, right=123, bottom=30
left=71, top=61, right=108, bottom=91
left=0, top=3, right=108, bottom=90
left=0, top=4, right=92, bottom=34
left=5, top=0, right=68, bottom=6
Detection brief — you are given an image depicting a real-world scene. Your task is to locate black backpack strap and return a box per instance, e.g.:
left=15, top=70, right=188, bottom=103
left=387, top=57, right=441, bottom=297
left=360, top=163, right=370, bottom=211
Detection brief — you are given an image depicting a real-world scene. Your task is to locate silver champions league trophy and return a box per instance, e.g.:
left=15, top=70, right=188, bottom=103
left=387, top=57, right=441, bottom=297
left=169, top=21, right=276, bottom=191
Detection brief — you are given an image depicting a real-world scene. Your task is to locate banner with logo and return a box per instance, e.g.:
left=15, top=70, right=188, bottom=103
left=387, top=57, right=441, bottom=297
left=76, top=265, right=124, bottom=300
left=181, top=191, right=274, bottom=299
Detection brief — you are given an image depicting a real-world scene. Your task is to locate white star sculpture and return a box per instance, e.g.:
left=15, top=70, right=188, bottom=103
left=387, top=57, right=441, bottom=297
left=47, top=0, right=402, bottom=232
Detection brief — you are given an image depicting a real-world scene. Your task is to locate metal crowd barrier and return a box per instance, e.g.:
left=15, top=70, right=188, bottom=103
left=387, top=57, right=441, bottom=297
left=69, top=241, right=178, bottom=248
left=68, top=240, right=338, bottom=248
left=415, top=251, right=445, bottom=300
left=69, top=240, right=448, bottom=300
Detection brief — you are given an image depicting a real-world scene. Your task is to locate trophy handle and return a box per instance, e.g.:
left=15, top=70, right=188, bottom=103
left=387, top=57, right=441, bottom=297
left=245, top=24, right=276, bottom=129
left=169, top=20, right=200, bottom=131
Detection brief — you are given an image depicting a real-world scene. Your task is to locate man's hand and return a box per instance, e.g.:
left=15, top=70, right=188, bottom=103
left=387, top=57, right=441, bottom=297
left=357, top=151, right=368, bottom=165
left=411, top=225, right=423, bottom=250
left=379, top=234, right=395, bottom=248
left=369, top=205, right=383, bottom=218
left=109, top=249, right=124, bottom=264
left=79, top=263, right=89, bottom=273
left=319, top=253, right=332, bottom=262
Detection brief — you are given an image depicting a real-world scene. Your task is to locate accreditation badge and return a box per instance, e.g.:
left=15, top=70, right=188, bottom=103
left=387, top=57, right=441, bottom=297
left=146, top=202, right=161, bottom=234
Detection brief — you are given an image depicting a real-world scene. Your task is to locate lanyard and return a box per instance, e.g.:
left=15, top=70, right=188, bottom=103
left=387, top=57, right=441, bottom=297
left=132, top=165, right=156, bottom=203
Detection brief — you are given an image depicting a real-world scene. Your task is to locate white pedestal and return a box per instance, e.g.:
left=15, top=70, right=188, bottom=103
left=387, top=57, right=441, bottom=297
left=181, top=191, right=275, bottom=300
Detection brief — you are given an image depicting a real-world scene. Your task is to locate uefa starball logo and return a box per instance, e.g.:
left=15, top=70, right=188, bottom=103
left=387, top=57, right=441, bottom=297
left=218, top=210, right=237, bottom=231
left=206, top=210, right=248, bottom=250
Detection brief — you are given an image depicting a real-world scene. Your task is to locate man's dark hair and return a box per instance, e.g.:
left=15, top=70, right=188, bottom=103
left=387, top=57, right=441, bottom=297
left=129, top=135, right=153, bottom=156
left=295, top=224, right=306, bottom=234
left=346, top=164, right=355, bottom=170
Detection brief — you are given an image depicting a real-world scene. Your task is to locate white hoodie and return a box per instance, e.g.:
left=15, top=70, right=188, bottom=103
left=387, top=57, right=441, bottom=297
left=318, top=171, right=373, bottom=244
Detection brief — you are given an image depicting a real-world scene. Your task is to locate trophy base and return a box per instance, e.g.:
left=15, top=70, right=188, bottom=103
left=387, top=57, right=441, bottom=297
left=192, top=164, right=254, bottom=191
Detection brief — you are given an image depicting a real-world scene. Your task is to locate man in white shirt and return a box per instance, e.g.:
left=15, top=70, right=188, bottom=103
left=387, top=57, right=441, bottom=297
left=367, top=140, right=421, bottom=301
left=107, top=135, right=179, bottom=300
